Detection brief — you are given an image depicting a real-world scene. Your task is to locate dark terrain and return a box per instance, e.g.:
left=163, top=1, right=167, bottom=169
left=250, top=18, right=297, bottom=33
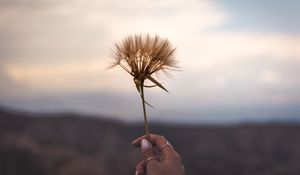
left=1, top=106, right=300, bottom=175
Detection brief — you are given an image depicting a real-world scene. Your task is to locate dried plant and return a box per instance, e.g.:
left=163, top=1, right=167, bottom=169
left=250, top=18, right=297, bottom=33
left=110, top=34, right=178, bottom=140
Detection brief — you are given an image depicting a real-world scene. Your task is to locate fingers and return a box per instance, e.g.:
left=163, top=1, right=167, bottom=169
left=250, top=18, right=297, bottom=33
left=135, top=140, right=157, bottom=175
left=135, top=160, right=146, bottom=175
left=140, top=139, right=159, bottom=172
left=132, top=134, right=179, bottom=160
left=131, top=134, right=167, bottom=148
left=141, top=139, right=155, bottom=159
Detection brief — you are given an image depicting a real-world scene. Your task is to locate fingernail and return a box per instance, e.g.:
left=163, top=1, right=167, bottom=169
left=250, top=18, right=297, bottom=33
left=141, top=139, right=152, bottom=150
left=135, top=170, right=138, bottom=175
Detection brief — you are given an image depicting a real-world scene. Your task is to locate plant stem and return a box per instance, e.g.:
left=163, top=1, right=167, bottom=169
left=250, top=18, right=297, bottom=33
left=140, top=80, right=150, bottom=141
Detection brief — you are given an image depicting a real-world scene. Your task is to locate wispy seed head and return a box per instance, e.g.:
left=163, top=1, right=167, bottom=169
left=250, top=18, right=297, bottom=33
left=111, top=34, right=178, bottom=92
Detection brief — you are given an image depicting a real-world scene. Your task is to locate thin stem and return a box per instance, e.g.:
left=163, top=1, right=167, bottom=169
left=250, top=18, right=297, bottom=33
left=140, top=79, right=150, bottom=141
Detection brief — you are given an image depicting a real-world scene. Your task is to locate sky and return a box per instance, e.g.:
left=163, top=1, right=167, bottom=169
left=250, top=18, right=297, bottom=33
left=0, top=0, right=299, bottom=123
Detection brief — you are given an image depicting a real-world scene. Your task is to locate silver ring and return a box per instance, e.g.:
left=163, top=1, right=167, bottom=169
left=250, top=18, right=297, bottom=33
left=159, top=141, right=173, bottom=151
left=145, top=156, right=156, bottom=163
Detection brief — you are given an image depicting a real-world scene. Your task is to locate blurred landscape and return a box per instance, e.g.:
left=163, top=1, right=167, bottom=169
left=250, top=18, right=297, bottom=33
left=1, top=106, right=300, bottom=175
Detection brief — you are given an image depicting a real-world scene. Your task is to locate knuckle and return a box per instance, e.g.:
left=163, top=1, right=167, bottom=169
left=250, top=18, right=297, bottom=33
left=146, top=159, right=159, bottom=168
left=149, top=134, right=156, bottom=140
left=174, top=152, right=182, bottom=162
left=160, top=136, right=166, bottom=140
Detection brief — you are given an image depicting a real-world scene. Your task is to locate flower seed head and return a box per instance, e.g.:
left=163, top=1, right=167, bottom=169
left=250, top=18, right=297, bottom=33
left=111, top=34, right=177, bottom=92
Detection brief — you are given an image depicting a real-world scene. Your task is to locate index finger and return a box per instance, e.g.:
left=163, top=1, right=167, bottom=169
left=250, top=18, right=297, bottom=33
left=131, top=134, right=179, bottom=160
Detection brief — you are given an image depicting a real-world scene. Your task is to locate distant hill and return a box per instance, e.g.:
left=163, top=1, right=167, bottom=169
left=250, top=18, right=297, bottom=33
left=1, top=106, right=300, bottom=175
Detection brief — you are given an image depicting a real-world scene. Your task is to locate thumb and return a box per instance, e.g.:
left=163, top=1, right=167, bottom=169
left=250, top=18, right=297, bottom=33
left=141, top=139, right=155, bottom=159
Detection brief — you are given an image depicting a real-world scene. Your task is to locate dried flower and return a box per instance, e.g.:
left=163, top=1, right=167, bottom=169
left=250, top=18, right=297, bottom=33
left=110, top=34, right=178, bottom=140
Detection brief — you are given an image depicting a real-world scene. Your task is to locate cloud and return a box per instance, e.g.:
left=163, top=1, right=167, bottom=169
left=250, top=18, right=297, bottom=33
left=0, top=0, right=228, bottom=91
left=3, top=59, right=136, bottom=96
left=0, top=0, right=299, bottom=122
left=180, top=32, right=300, bottom=73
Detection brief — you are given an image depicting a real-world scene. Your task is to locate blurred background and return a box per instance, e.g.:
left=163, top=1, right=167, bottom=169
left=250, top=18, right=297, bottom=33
left=0, top=0, right=299, bottom=174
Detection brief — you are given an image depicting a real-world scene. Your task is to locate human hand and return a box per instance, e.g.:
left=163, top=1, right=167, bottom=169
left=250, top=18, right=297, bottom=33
left=131, top=134, right=185, bottom=175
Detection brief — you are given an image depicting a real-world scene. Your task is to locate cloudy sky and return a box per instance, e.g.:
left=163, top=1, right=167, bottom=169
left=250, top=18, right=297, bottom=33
left=0, top=0, right=299, bottom=123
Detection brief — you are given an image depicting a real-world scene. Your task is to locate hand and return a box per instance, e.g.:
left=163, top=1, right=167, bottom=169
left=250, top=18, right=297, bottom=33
left=131, top=134, right=185, bottom=175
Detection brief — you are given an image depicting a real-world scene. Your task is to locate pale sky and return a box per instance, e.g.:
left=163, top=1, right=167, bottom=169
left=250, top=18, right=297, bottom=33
left=0, top=0, right=299, bottom=123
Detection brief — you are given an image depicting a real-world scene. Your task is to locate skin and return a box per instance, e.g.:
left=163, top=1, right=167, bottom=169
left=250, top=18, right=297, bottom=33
left=131, top=134, right=185, bottom=175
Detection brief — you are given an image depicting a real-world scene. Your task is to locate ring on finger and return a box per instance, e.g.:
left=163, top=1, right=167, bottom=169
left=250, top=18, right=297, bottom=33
left=145, top=156, right=156, bottom=163
left=159, top=141, right=173, bottom=151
